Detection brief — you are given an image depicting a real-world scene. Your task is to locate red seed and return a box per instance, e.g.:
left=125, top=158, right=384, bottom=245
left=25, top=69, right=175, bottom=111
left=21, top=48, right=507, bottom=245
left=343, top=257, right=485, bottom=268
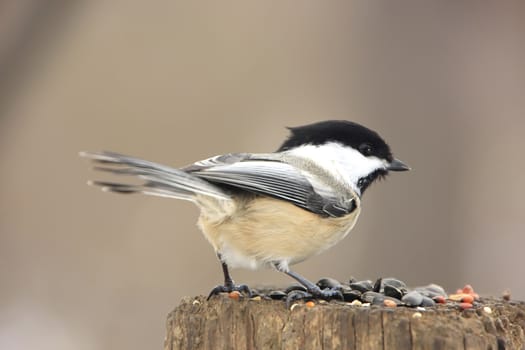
left=462, top=284, right=474, bottom=294
left=433, top=296, right=446, bottom=304
left=461, top=294, right=474, bottom=304
left=305, top=301, right=315, bottom=308
left=383, top=299, right=397, bottom=308
left=228, top=291, right=241, bottom=300
left=459, top=302, right=473, bottom=310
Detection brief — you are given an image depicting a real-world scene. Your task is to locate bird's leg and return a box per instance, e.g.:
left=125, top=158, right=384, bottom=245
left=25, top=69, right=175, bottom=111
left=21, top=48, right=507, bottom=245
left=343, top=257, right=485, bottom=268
left=221, top=260, right=235, bottom=289
left=283, top=269, right=343, bottom=300
left=207, top=254, right=251, bottom=299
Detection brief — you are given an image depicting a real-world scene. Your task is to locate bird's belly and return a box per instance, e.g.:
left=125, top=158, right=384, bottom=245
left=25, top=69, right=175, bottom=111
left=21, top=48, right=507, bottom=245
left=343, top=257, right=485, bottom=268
left=198, top=197, right=360, bottom=271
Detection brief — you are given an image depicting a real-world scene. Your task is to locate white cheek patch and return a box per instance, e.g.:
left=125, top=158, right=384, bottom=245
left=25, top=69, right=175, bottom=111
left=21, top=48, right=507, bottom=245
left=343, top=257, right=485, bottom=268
left=339, top=151, right=384, bottom=183
left=288, top=142, right=385, bottom=193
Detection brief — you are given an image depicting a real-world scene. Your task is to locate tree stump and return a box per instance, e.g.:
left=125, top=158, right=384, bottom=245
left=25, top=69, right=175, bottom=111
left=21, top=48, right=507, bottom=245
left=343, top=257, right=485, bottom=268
left=165, top=296, right=525, bottom=350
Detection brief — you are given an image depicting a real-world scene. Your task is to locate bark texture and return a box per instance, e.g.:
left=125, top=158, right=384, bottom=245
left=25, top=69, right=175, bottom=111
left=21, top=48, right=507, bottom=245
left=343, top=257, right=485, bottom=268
left=165, top=296, right=525, bottom=350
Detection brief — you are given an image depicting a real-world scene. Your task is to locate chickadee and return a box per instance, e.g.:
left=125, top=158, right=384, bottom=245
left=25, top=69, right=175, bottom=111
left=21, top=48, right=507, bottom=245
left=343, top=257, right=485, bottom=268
left=81, top=120, right=409, bottom=299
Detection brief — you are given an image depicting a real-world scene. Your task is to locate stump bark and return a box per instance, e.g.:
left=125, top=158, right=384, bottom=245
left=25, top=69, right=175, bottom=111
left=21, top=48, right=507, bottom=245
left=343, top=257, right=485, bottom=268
left=165, top=296, right=525, bottom=350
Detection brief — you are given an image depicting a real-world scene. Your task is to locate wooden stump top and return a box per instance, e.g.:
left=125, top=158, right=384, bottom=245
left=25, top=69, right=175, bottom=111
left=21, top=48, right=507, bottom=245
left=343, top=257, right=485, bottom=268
left=165, top=295, right=525, bottom=350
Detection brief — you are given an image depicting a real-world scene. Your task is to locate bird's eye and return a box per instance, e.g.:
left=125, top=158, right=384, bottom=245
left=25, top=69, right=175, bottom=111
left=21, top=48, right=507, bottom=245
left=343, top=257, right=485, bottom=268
left=359, top=143, right=373, bottom=156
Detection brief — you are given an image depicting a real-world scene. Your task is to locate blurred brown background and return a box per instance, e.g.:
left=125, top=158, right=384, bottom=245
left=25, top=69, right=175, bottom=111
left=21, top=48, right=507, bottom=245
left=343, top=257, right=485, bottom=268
left=1, top=1, right=524, bottom=349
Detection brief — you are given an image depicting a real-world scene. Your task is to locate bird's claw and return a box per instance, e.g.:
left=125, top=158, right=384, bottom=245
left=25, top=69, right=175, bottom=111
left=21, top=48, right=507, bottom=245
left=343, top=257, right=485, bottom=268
left=207, top=283, right=252, bottom=300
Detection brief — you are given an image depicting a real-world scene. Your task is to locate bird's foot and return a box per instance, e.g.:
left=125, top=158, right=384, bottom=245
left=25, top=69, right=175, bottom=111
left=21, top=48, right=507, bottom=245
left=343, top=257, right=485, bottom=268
left=207, top=283, right=252, bottom=300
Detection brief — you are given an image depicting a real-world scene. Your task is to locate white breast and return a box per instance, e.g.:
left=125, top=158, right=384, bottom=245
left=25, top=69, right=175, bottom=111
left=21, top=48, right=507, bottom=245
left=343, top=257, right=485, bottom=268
left=197, top=196, right=361, bottom=272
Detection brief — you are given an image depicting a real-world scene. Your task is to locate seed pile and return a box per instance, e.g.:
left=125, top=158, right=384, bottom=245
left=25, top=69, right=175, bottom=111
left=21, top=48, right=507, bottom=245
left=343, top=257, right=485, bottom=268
left=227, top=277, right=485, bottom=310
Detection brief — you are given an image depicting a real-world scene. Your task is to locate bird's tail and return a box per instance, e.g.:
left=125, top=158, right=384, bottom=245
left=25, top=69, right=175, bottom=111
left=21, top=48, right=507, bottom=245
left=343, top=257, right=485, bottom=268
left=80, top=151, right=230, bottom=202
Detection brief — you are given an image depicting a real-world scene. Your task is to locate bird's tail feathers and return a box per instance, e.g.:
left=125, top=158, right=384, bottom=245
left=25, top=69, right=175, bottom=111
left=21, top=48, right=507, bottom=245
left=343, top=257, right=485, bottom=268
left=80, top=151, right=230, bottom=202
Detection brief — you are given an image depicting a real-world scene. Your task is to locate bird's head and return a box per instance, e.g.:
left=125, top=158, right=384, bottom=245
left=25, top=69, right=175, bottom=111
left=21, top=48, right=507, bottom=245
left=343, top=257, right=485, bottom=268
left=278, top=120, right=410, bottom=195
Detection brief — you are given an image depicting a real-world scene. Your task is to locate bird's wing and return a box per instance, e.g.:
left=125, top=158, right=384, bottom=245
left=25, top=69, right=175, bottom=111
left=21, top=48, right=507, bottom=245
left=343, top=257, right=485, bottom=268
left=188, top=153, right=357, bottom=217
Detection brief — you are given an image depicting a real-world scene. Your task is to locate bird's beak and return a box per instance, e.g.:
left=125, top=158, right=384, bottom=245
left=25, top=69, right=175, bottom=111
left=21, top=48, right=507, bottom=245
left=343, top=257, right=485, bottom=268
left=387, top=158, right=410, bottom=171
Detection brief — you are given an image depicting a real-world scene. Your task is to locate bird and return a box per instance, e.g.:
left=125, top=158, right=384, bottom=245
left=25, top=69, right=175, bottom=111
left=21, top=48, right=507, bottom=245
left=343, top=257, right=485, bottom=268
left=80, top=120, right=409, bottom=299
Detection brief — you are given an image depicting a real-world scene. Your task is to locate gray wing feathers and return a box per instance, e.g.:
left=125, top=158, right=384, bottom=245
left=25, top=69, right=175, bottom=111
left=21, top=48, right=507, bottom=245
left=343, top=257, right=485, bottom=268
left=80, top=151, right=229, bottom=201
left=183, top=153, right=251, bottom=171
left=190, top=160, right=357, bottom=217
left=191, top=161, right=313, bottom=207
left=81, top=151, right=356, bottom=217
